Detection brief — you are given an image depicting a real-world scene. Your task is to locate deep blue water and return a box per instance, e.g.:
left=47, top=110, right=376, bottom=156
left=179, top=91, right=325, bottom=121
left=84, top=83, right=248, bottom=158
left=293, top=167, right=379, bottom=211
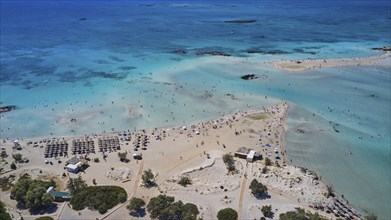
left=1, top=0, right=390, bottom=218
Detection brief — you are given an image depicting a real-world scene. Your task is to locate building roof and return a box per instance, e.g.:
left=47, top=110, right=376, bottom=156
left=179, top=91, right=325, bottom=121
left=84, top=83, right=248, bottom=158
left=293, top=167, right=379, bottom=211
left=247, top=150, right=255, bottom=158
left=66, top=164, right=78, bottom=170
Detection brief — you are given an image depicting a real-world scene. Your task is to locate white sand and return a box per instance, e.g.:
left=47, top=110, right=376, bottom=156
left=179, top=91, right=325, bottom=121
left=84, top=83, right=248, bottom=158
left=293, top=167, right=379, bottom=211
left=271, top=51, right=391, bottom=73
left=0, top=102, right=357, bottom=220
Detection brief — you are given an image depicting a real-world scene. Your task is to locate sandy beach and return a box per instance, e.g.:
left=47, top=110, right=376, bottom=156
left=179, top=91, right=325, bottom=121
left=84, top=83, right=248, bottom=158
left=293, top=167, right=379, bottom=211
left=0, top=102, right=361, bottom=220
left=271, top=51, right=391, bottom=73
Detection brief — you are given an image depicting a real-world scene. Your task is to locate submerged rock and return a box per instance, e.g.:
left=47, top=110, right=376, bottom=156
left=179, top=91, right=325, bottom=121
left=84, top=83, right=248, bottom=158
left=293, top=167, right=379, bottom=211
left=0, top=105, right=16, bottom=113
left=172, top=49, right=187, bottom=54
left=371, top=46, right=391, bottom=51
left=241, top=74, right=258, bottom=80
left=196, top=51, right=230, bottom=56
left=224, top=19, right=256, bottom=23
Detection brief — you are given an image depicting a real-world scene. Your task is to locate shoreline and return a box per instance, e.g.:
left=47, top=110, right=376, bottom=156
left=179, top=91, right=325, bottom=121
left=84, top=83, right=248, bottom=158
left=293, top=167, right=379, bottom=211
left=270, top=51, right=391, bottom=72
left=0, top=102, right=362, bottom=220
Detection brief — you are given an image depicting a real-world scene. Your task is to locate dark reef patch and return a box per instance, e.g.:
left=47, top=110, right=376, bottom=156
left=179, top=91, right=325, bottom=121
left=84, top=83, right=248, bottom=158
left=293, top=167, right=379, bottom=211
left=118, top=66, right=137, bottom=71
left=109, top=56, right=126, bottom=62
left=244, top=47, right=290, bottom=55
left=93, top=59, right=111, bottom=64
left=241, top=74, right=258, bottom=80
left=371, top=46, right=391, bottom=52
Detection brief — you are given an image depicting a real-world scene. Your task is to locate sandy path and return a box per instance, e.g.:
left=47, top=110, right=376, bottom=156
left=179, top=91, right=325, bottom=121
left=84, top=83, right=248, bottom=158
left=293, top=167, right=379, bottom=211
left=101, top=159, right=144, bottom=220
left=237, top=162, right=248, bottom=220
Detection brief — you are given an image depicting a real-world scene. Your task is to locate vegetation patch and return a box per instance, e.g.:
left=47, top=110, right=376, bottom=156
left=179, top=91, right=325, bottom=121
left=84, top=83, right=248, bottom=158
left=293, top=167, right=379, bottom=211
left=279, top=208, right=327, bottom=220
left=248, top=113, right=269, bottom=120
left=0, top=201, right=12, bottom=220
left=34, top=216, right=54, bottom=220
left=10, top=174, right=55, bottom=211
left=249, top=179, right=268, bottom=199
left=177, top=176, right=192, bottom=187
left=217, top=207, right=238, bottom=220
left=147, top=194, right=199, bottom=220
left=222, top=154, right=236, bottom=173
left=70, top=185, right=127, bottom=214
left=0, top=174, right=15, bottom=191
left=127, top=197, right=146, bottom=217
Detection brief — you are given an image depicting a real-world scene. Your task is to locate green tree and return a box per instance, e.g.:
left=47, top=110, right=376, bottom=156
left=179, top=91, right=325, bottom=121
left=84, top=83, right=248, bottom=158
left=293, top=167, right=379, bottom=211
left=141, top=169, right=155, bottom=187
left=261, top=205, right=273, bottom=218
left=222, top=154, right=236, bottom=172
left=25, top=187, right=54, bottom=210
left=127, top=197, right=145, bottom=214
left=67, top=176, right=87, bottom=195
left=0, top=150, right=8, bottom=159
left=159, top=200, right=184, bottom=220
left=12, top=153, right=23, bottom=162
left=365, top=213, right=377, bottom=220
left=147, top=194, right=175, bottom=219
left=10, top=162, right=16, bottom=170
left=182, top=203, right=199, bottom=220
left=70, top=185, right=127, bottom=214
left=178, top=176, right=192, bottom=187
left=217, top=207, right=238, bottom=220
left=264, top=157, right=271, bottom=166
left=249, top=179, right=268, bottom=198
left=10, top=175, right=55, bottom=211
left=279, top=210, right=306, bottom=220
left=0, top=201, right=12, bottom=220
left=117, top=152, right=128, bottom=162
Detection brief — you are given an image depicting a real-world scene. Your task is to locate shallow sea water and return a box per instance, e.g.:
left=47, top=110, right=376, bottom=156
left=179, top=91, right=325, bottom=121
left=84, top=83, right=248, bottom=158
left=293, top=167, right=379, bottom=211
left=1, top=0, right=390, bottom=218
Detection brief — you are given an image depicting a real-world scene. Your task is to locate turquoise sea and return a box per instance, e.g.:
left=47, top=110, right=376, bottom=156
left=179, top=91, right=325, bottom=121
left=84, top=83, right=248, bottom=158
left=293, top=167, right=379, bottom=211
left=1, top=1, right=390, bottom=218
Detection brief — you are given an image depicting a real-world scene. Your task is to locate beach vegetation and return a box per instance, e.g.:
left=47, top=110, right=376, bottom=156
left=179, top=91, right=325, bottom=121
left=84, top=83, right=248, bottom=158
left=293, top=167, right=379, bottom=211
left=127, top=197, right=146, bottom=216
left=217, top=207, right=238, bottom=220
left=117, top=151, right=128, bottom=162
left=10, top=174, right=55, bottom=211
left=141, top=169, right=155, bottom=187
left=264, top=157, right=271, bottom=166
left=93, top=158, right=100, bottom=163
left=10, top=162, right=16, bottom=170
left=70, top=185, right=127, bottom=214
left=67, top=176, right=87, bottom=195
left=178, top=176, right=192, bottom=187
left=326, top=185, right=334, bottom=198
left=34, top=217, right=54, bottom=220
left=261, top=166, right=268, bottom=174
left=261, top=205, right=273, bottom=218
left=279, top=208, right=327, bottom=220
left=0, top=150, right=8, bottom=159
left=147, top=194, right=199, bottom=220
left=0, top=175, right=15, bottom=191
left=223, top=154, right=236, bottom=173
left=365, top=213, right=377, bottom=220
left=0, top=201, right=12, bottom=220
left=249, top=179, right=268, bottom=198
left=12, top=153, right=23, bottom=162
